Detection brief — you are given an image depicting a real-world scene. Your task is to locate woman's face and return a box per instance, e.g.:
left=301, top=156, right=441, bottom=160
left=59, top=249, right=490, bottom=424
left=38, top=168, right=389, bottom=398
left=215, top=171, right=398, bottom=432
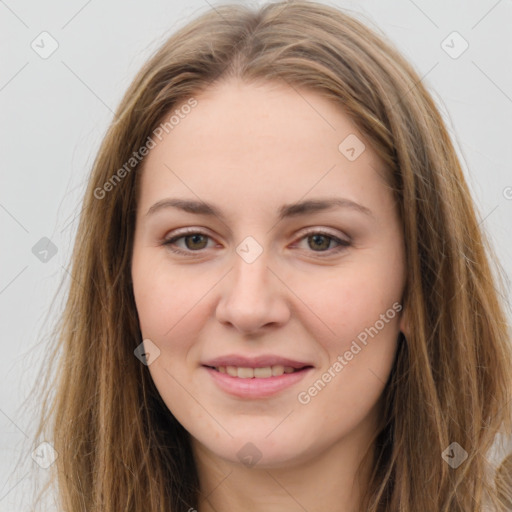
left=131, top=79, right=407, bottom=468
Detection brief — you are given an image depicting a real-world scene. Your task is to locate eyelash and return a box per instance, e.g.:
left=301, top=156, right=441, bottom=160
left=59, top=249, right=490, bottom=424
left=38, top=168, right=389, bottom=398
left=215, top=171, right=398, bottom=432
left=161, top=228, right=351, bottom=258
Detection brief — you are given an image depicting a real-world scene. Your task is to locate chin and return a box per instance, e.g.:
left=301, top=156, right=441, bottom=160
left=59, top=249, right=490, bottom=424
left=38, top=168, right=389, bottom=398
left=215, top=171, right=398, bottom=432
left=196, top=430, right=315, bottom=470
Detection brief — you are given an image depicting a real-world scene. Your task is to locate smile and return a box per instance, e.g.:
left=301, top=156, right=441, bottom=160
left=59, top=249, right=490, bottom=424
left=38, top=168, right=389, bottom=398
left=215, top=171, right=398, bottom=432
left=209, top=365, right=303, bottom=378
left=203, top=364, right=313, bottom=398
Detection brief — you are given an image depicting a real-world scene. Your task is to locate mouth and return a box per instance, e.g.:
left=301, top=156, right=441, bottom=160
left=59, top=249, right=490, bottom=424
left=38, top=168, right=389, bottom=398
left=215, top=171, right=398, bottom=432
left=204, top=364, right=312, bottom=379
left=201, top=356, right=314, bottom=398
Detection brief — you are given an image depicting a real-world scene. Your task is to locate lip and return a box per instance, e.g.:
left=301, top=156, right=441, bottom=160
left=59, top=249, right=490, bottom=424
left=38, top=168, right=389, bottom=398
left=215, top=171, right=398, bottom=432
left=204, top=366, right=313, bottom=398
left=202, top=354, right=312, bottom=369
left=201, top=354, right=314, bottom=399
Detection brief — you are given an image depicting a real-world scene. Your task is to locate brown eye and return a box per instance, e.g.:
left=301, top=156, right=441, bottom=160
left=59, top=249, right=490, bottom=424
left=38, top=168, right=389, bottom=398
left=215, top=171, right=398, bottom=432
left=295, top=230, right=351, bottom=257
left=307, top=234, right=333, bottom=251
left=181, top=234, right=209, bottom=250
left=162, top=231, right=214, bottom=255
left=162, top=229, right=350, bottom=258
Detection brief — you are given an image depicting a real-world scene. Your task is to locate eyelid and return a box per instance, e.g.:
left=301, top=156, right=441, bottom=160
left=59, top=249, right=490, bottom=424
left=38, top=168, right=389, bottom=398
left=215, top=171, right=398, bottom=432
left=295, top=226, right=349, bottom=242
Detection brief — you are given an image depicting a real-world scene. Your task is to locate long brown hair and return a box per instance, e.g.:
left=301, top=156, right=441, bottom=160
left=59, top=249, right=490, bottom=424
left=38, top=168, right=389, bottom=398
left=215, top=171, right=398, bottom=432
left=27, top=1, right=512, bottom=510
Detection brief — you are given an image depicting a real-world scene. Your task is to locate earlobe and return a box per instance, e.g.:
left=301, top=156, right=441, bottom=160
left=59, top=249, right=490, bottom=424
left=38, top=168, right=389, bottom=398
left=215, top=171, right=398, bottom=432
left=398, top=306, right=410, bottom=340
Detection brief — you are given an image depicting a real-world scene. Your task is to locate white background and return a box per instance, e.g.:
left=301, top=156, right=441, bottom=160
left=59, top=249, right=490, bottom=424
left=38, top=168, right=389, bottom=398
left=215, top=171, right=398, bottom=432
left=1, top=0, right=511, bottom=509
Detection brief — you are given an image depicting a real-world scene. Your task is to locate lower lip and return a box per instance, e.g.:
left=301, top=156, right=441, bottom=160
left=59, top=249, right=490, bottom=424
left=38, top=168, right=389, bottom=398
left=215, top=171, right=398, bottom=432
left=204, top=366, right=313, bottom=398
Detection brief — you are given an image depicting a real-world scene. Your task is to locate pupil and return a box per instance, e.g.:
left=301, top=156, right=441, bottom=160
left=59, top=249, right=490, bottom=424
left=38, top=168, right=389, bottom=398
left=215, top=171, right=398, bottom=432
left=187, top=234, right=207, bottom=250
left=310, top=234, right=329, bottom=251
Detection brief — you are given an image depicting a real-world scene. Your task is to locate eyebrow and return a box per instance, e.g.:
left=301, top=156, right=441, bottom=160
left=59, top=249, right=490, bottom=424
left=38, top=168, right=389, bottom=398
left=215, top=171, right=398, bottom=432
left=145, top=197, right=373, bottom=221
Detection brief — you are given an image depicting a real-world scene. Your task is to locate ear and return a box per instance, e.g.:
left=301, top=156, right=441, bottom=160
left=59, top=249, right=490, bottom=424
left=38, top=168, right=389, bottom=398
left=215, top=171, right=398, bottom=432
left=398, top=303, right=410, bottom=340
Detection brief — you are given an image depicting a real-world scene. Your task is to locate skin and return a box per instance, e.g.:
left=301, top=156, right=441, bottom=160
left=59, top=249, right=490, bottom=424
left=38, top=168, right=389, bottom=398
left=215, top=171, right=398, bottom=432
left=131, top=78, right=408, bottom=512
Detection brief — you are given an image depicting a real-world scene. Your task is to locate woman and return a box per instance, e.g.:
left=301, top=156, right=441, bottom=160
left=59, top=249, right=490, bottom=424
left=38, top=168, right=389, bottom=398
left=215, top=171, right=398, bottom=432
left=31, top=1, right=512, bottom=510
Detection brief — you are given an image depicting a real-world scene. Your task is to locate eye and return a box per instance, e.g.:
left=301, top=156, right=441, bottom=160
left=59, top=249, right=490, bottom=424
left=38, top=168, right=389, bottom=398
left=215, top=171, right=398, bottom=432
left=162, top=229, right=215, bottom=256
left=293, top=230, right=351, bottom=257
left=161, top=228, right=351, bottom=257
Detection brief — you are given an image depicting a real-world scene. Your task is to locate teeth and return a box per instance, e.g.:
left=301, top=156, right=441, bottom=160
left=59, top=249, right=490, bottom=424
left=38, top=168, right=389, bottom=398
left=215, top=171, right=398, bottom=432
left=272, top=365, right=284, bottom=376
left=237, top=367, right=254, bottom=378
left=215, top=365, right=299, bottom=378
left=226, top=366, right=238, bottom=377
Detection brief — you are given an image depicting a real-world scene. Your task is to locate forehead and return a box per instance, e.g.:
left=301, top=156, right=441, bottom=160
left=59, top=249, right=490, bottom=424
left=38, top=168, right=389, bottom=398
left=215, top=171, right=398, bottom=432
left=138, top=79, right=390, bottom=214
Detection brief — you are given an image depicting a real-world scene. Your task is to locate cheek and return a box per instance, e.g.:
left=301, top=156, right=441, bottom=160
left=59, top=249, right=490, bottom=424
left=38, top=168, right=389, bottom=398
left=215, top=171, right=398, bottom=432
left=296, top=281, right=400, bottom=429
left=292, top=253, right=403, bottom=410
left=131, top=254, right=222, bottom=382
left=295, top=266, right=402, bottom=347
left=131, top=252, right=197, bottom=343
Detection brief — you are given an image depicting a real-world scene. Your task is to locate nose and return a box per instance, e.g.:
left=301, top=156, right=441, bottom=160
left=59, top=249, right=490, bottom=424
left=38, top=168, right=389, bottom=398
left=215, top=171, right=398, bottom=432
left=215, top=247, right=291, bottom=335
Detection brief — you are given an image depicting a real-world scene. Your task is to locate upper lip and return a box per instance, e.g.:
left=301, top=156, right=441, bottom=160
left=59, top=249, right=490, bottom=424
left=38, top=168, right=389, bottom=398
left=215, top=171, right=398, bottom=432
left=202, top=354, right=313, bottom=369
